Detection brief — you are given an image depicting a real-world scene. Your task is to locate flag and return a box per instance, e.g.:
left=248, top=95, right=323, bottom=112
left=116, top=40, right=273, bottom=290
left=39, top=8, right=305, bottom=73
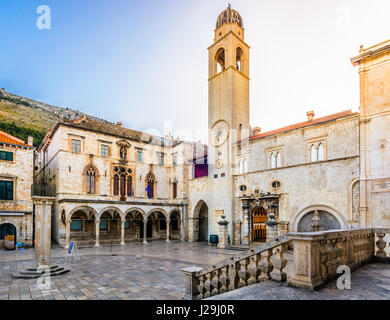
left=145, top=185, right=151, bottom=199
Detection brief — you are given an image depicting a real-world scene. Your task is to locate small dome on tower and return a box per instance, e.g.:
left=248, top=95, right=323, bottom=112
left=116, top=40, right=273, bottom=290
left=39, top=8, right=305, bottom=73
left=216, top=4, right=243, bottom=29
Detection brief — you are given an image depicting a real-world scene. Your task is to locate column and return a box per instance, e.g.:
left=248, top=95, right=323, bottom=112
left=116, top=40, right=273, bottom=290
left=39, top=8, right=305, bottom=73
left=95, top=219, right=100, bottom=247
left=143, top=218, right=148, bottom=244
left=121, top=219, right=125, bottom=245
left=65, top=218, right=71, bottom=250
left=241, top=198, right=250, bottom=245
left=32, top=197, right=55, bottom=268
left=166, top=219, right=171, bottom=242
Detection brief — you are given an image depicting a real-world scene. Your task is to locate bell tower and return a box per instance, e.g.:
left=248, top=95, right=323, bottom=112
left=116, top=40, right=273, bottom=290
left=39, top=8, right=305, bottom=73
left=207, top=5, right=250, bottom=243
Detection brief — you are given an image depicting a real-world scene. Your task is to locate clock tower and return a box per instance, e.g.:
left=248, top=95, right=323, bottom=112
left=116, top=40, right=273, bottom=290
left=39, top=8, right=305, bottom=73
left=207, top=5, right=250, bottom=242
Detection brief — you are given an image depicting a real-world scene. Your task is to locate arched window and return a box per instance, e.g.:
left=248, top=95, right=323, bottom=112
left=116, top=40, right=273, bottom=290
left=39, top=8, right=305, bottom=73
left=317, top=143, right=324, bottom=161
left=127, top=175, right=133, bottom=197
left=172, top=181, right=178, bottom=199
left=239, top=159, right=244, bottom=174
left=276, top=152, right=281, bottom=168
left=215, top=48, right=225, bottom=74
left=270, top=153, right=276, bottom=169
left=85, top=165, right=97, bottom=194
left=113, top=174, right=119, bottom=196
left=236, top=47, right=243, bottom=71
left=310, top=144, right=317, bottom=162
left=146, top=172, right=155, bottom=199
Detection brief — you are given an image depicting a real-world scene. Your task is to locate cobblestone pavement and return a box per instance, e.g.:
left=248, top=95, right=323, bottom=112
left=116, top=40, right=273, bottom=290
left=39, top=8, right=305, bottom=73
left=0, top=241, right=239, bottom=300
left=207, top=262, right=390, bottom=300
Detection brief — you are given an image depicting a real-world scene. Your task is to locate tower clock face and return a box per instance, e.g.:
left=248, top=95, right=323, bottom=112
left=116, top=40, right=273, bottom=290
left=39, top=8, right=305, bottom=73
left=211, top=121, right=229, bottom=147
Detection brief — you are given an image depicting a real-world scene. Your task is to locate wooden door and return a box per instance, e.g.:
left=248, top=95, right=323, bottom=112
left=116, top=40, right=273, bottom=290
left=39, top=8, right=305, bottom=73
left=252, top=207, right=267, bottom=242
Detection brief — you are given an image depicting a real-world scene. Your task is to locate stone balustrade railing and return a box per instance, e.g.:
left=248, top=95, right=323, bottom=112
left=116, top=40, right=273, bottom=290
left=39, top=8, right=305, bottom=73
left=288, top=228, right=390, bottom=290
left=181, top=235, right=291, bottom=300
left=182, top=228, right=390, bottom=299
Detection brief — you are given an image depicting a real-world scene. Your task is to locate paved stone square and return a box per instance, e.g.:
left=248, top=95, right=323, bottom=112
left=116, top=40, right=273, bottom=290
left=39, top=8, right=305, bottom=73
left=0, top=241, right=239, bottom=300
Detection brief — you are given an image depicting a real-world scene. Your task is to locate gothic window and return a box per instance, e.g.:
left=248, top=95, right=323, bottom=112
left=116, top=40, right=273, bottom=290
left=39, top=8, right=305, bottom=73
left=317, top=143, right=324, bottom=161
left=146, top=172, right=155, bottom=198
left=236, top=47, right=243, bottom=71
left=85, top=165, right=97, bottom=194
left=113, top=166, right=133, bottom=198
left=113, top=174, right=119, bottom=196
left=216, top=48, right=225, bottom=74
left=310, top=144, right=317, bottom=162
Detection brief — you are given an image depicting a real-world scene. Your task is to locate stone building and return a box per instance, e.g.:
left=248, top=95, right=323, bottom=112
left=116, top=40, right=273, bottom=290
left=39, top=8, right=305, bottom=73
left=186, top=6, right=390, bottom=245
left=34, top=116, right=205, bottom=248
left=34, top=5, right=390, bottom=248
left=0, top=129, right=34, bottom=247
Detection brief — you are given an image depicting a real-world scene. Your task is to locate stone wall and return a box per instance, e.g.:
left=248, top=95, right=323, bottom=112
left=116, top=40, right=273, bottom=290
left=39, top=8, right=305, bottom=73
left=0, top=143, right=34, bottom=246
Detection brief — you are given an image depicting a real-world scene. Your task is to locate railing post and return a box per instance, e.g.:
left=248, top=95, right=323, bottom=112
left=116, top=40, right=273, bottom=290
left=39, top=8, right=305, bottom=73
left=287, top=232, right=324, bottom=290
left=259, top=249, right=273, bottom=281
left=181, top=267, right=202, bottom=300
left=270, top=243, right=288, bottom=282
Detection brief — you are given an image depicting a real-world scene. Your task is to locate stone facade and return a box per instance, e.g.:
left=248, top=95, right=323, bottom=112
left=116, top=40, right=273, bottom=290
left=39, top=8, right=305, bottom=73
left=0, top=130, right=34, bottom=247
left=35, top=118, right=201, bottom=248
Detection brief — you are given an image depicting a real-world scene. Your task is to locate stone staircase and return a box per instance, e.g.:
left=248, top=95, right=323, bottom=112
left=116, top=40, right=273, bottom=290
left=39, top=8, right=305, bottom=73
left=13, top=265, right=70, bottom=279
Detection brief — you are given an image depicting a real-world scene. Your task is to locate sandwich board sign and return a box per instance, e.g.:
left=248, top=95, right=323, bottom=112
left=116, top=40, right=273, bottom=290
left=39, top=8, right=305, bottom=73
left=65, top=241, right=80, bottom=263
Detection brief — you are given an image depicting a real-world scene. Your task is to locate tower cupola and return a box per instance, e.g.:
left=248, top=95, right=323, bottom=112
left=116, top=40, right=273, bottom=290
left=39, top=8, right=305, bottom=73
left=216, top=4, right=243, bottom=29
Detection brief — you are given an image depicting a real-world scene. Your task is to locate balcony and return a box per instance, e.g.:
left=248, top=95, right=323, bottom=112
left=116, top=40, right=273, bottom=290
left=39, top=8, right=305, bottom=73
left=31, top=184, right=56, bottom=198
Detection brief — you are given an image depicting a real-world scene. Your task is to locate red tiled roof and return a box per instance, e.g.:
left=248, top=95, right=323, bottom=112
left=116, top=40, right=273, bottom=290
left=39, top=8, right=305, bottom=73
left=249, top=110, right=358, bottom=142
left=0, top=129, right=31, bottom=147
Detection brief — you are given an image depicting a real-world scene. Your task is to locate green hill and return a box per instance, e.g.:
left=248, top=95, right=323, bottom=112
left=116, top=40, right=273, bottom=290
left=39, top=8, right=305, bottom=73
left=0, top=89, right=104, bottom=147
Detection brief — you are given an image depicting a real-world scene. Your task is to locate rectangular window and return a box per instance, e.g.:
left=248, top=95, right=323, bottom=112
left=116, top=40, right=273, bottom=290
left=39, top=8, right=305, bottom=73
left=70, top=220, right=82, bottom=231
left=0, top=180, right=13, bottom=200
left=0, top=151, right=13, bottom=161
left=101, top=145, right=109, bottom=158
left=173, top=154, right=177, bottom=166
left=137, top=151, right=143, bottom=162
left=100, top=220, right=108, bottom=230
left=157, top=152, right=164, bottom=165
left=71, top=139, right=81, bottom=153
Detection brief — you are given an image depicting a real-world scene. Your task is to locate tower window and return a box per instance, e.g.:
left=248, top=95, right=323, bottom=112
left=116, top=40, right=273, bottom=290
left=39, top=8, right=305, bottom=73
left=236, top=47, right=243, bottom=71
left=215, top=48, right=225, bottom=74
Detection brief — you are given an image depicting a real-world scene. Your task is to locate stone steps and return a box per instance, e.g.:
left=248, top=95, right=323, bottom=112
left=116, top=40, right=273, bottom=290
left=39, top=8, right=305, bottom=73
left=13, top=265, right=70, bottom=279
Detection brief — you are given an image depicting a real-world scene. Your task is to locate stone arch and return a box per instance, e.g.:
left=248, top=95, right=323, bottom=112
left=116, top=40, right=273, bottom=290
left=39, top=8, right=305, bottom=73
left=97, top=206, right=124, bottom=220
left=215, top=47, right=226, bottom=74
left=292, top=205, right=347, bottom=232
left=192, top=200, right=209, bottom=241
left=147, top=208, right=168, bottom=220
left=68, top=206, right=98, bottom=220
left=124, top=207, right=146, bottom=220
left=168, top=208, right=181, bottom=221
left=0, top=221, right=18, bottom=243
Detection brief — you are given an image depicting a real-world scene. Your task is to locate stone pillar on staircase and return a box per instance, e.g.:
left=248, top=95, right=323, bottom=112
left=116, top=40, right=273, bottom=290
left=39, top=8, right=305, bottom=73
left=217, top=214, right=229, bottom=249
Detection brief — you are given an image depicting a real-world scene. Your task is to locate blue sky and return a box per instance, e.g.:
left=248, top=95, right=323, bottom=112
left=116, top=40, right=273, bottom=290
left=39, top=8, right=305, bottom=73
left=1, top=0, right=390, bottom=142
